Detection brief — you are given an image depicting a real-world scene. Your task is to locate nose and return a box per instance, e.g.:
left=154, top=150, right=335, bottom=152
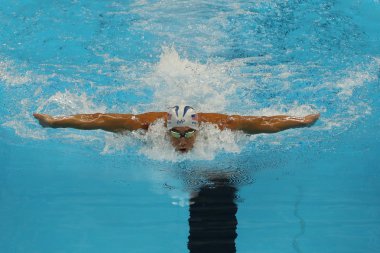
left=179, top=137, right=187, bottom=145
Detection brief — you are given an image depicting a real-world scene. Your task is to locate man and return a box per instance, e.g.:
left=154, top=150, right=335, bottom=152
left=33, top=105, right=319, bottom=153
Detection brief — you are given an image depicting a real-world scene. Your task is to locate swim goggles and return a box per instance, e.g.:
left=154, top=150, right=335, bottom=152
left=170, top=129, right=196, bottom=139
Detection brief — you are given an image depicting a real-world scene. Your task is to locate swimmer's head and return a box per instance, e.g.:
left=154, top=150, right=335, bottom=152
left=167, top=105, right=199, bottom=130
left=167, top=105, right=199, bottom=153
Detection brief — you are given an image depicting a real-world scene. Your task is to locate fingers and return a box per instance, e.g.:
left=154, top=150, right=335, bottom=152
left=313, top=113, right=320, bottom=119
left=305, top=113, right=320, bottom=126
left=33, top=113, right=53, bottom=127
left=33, top=113, right=45, bottom=120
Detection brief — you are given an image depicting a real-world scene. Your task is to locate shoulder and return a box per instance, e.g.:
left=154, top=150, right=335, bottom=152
left=137, top=112, right=167, bottom=128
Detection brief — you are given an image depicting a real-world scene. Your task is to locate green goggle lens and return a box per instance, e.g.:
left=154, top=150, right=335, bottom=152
left=170, top=130, right=195, bottom=139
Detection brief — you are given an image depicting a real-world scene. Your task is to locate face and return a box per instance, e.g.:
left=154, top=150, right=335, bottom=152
left=168, top=126, right=197, bottom=153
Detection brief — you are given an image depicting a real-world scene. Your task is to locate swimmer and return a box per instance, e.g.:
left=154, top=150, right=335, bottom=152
left=33, top=105, right=319, bottom=153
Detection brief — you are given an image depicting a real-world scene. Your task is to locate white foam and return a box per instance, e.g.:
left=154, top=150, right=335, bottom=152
left=3, top=90, right=108, bottom=141
left=58, top=133, right=102, bottom=142
left=313, top=58, right=379, bottom=130
left=247, top=103, right=318, bottom=117
left=95, top=53, right=126, bottom=64
left=138, top=119, right=247, bottom=161
left=138, top=46, right=241, bottom=112
left=98, top=117, right=247, bottom=161
left=2, top=121, right=47, bottom=140
left=334, top=71, right=376, bottom=99
left=0, top=59, right=50, bottom=86
left=36, top=90, right=107, bottom=115
left=101, top=130, right=143, bottom=154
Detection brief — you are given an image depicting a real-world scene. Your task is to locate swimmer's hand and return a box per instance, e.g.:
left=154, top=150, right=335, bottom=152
left=33, top=113, right=55, bottom=128
left=304, top=113, right=320, bottom=126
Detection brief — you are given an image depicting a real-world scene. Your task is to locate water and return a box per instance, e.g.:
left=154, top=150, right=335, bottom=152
left=1, top=0, right=380, bottom=252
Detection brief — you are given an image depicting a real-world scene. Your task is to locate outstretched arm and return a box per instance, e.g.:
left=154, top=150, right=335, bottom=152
left=198, top=113, right=320, bottom=134
left=33, top=112, right=167, bottom=133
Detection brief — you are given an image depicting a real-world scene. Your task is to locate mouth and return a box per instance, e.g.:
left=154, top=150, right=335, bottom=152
left=178, top=148, right=188, bottom=153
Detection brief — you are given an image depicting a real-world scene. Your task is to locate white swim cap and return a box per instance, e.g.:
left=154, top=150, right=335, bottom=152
left=167, top=105, right=199, bottom=130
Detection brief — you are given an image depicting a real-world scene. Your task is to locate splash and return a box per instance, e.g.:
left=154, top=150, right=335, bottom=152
left=100, top=118, right=247, bottom=161
left=2, top=90, right=107, bottom=142
left=36, top=90, right=107, bottom=115
left=2, top=120, right=46, bottom=140
left=140, top=46, right=238, bottom=112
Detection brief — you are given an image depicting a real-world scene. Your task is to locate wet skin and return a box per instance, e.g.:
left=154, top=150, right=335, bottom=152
left=169, top=126, right=197, bottom=153
left=33, top=112, right=320, bottom=153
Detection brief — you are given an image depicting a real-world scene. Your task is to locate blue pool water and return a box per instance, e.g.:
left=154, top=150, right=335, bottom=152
left=1, top=0, right=380, bottom=252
